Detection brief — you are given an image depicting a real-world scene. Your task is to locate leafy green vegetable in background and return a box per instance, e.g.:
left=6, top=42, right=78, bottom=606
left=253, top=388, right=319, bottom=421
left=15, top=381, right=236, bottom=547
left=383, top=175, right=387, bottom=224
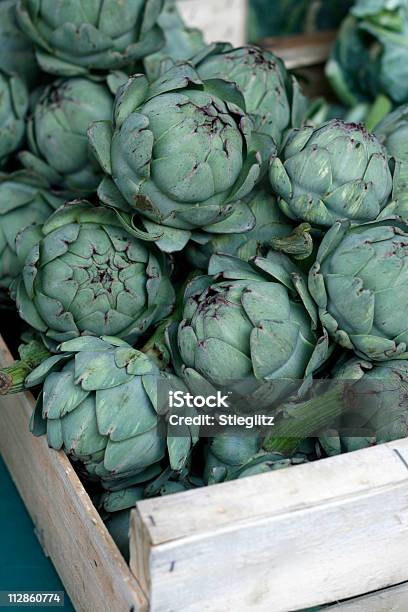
left=248, top=0, right=353, bottom=41
left=328, top=0, right=408, bottom=107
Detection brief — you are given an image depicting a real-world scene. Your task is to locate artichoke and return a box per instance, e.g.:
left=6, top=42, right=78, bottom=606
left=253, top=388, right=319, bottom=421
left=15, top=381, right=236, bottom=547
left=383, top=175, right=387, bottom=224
left=186, top=188, right=294, bottom=270
left=0, top=69, right=28, bottom=165
left=192, top=44, right=307, bottom=153
left=27, top=335, right=195, bottom=488
left=100, top=486, right=144, bottom=561
left=144, top=0, right=205, bottom=81
left=0, top=170, right=63, bottom=290
left=16, top=0, right=166, bottom=77
left=19, top=77, right=115, bottom=196
left=327, top=0, right=408, bottom=107
left=269, top=120, right=393, bottom=227
left=319, top=357, right=408, bottom=455
left=13, top=200, right=175, bottom=344
left=89, top=63, right=262, bottom=253
left=309, top=218, right=408, bottom=361
left=375, top=104, right=408, bottom=216
left=173, top=252, right=329, bottom=402
left=204, top=433, right=309, bottom=484
left=0, top=0, right=39, bottom=89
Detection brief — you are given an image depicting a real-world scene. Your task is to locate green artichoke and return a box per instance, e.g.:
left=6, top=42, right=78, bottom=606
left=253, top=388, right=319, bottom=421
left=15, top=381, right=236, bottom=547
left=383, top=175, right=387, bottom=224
left=309, top=218, right=408, bottom=361
left=327, top=0, right=408, bottom=107
left=88, top=63, right=262, bottom=253
left=144, top=0, right=205, bottom=81
left=19, top=77, right=115, bottom=196
left=319, top=357, right=408, bottom=455
left=174, top=252, right=329, bottom=401
left=375, top=104, right=408, bottom=216
left=0, top=0, right=39, bottom=89
left=192, top=43, right=307, bottom=152
left=0, top=69, right=28, bottom=165
left=16, top=0, right=166, bottom=77
left=269, top=120, right=393, bottom=227
left=204, top=433, right=308, bottom=483
left=0, top=170, right=63, bottom=290
left=186, top=188, right=294, bottom=270
left=27, top=335, right=195, bottom=487
left=13, top=200, right=175, bottom=344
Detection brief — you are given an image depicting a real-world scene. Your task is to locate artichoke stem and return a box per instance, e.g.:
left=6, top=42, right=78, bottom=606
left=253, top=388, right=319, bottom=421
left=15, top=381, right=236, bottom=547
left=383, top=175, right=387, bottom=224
left=270, top=223, right=313, bottom=260
left=0, top=341, right=51, bottom=395
left=264, top=385, right=346, bottom=456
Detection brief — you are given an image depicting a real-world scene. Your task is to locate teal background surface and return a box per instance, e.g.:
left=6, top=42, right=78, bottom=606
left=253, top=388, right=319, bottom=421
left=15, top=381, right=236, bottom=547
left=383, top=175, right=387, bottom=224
left=0, top=456, right=74, bottom=610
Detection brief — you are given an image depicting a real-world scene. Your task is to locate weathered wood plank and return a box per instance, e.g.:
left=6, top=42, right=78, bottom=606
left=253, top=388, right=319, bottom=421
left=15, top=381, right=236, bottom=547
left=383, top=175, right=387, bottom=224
left=0, top=336, right=147, bottom=612
left=263, top=30, right=336, bottom=68
left=130, top=439, right=408, bottom=612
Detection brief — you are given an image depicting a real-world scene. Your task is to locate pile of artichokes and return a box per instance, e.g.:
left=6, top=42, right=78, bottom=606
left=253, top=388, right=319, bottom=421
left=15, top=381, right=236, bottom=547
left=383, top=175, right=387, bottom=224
left=1, top=0, right=408, bottom=562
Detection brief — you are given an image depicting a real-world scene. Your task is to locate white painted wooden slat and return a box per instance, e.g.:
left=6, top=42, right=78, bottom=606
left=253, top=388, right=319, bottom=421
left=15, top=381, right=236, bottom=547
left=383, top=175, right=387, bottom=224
left=130, top=440, right=408, bottom=611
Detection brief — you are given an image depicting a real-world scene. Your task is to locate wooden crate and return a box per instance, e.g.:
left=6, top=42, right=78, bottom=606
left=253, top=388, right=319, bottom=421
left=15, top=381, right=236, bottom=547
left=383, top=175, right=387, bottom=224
left=1, top=32, right=407, bottom=612
left=264, top=31, right=337, bottom=100
left=2, top=332, right=408, bottom=611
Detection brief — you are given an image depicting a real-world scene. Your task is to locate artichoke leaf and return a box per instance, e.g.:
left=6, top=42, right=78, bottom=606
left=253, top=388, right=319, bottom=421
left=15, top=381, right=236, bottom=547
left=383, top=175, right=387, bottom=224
left=103, top=430, right=166, bottom=474
left=43, top=368, right=89, bottom=420
left=35, top=49, right=88, bottom=76
left=204, top=200, right=256, bottom=235
left=147, top=63, right=203, bottom=100
left=208, top=254, right=262, bottom=281
left=96, top=379, right=158, bottom=442
left=226, top=151, right=261, bottom=204
left=19, top=150, right=63, bottom=185
left=75, top=351, right=133, bottom=391
left=87, top=120, right=113, bottom=175
left=26, top=354, right=72, bottom=388
left=203, top=78, right=246, bottom=113
left=97, top=176, right=130, bottom=211
left=30, top=395, right=47, bottom=437
left=113, top=75, right=149, bottom=129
